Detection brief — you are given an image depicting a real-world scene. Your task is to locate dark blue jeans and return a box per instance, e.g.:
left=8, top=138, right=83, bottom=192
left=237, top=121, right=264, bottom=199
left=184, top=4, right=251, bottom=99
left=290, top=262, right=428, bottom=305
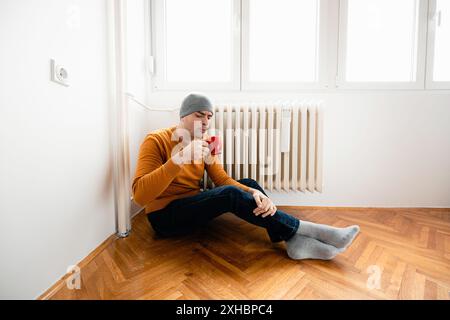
left=147, top=178, right=299, bottom=243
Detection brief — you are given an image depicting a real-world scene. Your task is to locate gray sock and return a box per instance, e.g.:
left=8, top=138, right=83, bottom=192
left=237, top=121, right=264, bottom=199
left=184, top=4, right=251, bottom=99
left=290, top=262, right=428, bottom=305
left=285, top=234, right=343, bottom=260
left=297, top=221, right=360, bottom=249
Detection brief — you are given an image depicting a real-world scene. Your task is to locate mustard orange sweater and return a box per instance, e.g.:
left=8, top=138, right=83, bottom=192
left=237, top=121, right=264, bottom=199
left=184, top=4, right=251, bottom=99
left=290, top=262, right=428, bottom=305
left=132, top=125, right=251, bottom=214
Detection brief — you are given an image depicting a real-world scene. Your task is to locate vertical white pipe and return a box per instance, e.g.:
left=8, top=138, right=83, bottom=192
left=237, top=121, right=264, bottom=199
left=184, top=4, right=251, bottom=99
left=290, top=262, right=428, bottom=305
left=110, top=0, right=131, bottom=237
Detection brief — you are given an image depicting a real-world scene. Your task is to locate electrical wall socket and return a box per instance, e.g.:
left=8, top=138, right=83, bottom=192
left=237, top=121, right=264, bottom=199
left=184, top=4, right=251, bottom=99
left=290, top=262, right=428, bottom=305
left=50, top=59, right=69, bottom=87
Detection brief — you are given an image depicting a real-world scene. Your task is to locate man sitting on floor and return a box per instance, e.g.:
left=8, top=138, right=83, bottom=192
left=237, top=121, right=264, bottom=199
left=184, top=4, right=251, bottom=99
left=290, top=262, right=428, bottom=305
left=132, top=93, right=360, bottom=260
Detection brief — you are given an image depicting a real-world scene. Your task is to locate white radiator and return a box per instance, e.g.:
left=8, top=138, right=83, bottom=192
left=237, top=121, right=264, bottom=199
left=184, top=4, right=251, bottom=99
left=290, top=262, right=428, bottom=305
left=204, top=101, right=323, bottom=193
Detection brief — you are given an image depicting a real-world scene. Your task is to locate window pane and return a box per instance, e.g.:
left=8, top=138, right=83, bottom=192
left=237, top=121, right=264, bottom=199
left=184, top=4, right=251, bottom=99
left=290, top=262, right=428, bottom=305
left=165, top=0, right=232, bottom=82
left=345, top=0, right=419, bottom=82
left=433, top=0, right=450, bottom=81
left=249, top=0, right=319, bottom=82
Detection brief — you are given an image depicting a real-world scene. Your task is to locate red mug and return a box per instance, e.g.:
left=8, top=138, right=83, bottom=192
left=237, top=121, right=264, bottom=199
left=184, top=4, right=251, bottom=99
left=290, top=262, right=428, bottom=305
left=206, top=135, right=222, bottom=155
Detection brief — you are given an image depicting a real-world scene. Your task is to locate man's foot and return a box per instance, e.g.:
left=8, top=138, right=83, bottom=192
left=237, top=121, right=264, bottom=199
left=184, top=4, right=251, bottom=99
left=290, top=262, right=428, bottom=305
left=285, top=234, right=344, bottom=260
left=296, top=221, right=360, bottom=249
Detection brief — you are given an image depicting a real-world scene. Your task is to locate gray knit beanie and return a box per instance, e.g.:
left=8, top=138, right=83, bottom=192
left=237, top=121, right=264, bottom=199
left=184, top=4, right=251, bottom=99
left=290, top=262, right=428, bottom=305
left=179, top=93, right=214, bottom=118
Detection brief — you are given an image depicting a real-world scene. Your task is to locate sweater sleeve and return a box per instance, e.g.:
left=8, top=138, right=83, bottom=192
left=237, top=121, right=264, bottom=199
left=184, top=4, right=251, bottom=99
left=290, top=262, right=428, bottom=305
left=131, top=135, right=182, bottom=207
left=205, top=155, right=251, bottom=192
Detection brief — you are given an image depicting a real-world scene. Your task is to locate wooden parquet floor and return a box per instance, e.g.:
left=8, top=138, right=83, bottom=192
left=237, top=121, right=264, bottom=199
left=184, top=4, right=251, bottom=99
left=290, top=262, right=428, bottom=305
left=47, top=207, right=450, bottom=300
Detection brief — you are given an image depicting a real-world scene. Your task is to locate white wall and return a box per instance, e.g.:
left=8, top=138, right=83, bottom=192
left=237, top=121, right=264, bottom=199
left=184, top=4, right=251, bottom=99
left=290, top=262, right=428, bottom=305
left=144, top=91, right=450, bottom=208
left=0, top=0, right=116, bottom=299
left=125, top=0, right=153, bottom=217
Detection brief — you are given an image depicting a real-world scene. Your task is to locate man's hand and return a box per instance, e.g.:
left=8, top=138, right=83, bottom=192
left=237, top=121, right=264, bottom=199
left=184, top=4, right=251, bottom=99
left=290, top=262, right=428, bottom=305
left=172, top=139, right=209, bottom=165
left=249, top=188, right=277, bottom=218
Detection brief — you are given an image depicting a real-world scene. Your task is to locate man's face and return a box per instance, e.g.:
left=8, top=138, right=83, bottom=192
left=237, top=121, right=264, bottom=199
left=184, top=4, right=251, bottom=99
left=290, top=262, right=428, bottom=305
left=181, top=111, right=213, bottom=139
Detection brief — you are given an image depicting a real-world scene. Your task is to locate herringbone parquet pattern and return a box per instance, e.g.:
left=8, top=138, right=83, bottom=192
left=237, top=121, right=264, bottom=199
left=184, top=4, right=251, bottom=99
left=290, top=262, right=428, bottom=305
left=47, top=207, right=450, bottom=300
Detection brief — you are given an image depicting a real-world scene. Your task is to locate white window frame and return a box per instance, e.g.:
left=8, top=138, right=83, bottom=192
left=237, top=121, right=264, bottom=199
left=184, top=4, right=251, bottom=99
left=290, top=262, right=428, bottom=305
left=151, top=0, right=241, bottom=91
left=148, top=0, right=449, bottom=92
left=241, top=0, right=331, bottom=91
left=336, top=0, right=429, bottom=90
left=426, top=0, right=450, bottom=89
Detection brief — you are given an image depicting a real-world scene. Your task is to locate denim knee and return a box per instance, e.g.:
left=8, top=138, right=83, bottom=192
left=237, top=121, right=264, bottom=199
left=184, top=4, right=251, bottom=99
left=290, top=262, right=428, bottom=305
left=238, top=178, right=259, bottom=188
left=219, top=185, right=255, bottom=206
left=220, top=185, right=247, bottom=197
